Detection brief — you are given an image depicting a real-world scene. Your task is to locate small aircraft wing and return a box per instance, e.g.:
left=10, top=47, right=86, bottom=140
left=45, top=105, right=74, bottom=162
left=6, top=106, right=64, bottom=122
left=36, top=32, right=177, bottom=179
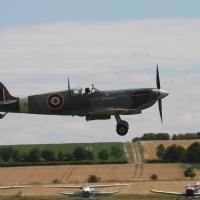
left=0, top=100, right=17, bottom=105
left=43, top=185, right=82, bottom=189
left=89, top=109, right=141, bottom=115
left=151, top=190, right=185, bottom=196
left=44, top=183, right=129, bottom=189
left=90, top=184, right=129, bottom=188
left=93, top=190, right=121, bottom=196
left=0, top=186, right=32, bottom=189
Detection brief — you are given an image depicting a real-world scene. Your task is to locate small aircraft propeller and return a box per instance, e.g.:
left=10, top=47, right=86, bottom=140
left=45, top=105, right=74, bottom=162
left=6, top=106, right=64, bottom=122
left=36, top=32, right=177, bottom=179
left=156, top=65, right=161, bottom=90
left=68, top=77, right=70, bottom=91
left=156, top=65, right=169, bottom=123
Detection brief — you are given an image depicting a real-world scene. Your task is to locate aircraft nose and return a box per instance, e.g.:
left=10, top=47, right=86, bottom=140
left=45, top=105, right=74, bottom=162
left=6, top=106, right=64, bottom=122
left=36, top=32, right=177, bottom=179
left=157, top=89, right=169, bottom=100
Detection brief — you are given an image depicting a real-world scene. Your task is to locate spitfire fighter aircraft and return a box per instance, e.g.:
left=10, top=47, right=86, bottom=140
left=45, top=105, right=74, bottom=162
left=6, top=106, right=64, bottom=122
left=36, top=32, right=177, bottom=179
left=151, top=183, right=200, bottom=200
left=43, top=181, right=129, bottom=200
left=0, top=66, right=168, bottom=136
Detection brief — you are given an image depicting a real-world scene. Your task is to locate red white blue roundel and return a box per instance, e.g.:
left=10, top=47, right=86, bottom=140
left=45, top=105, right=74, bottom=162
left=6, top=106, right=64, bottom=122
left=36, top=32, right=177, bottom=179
left=47, top=93, right=64, bottom=110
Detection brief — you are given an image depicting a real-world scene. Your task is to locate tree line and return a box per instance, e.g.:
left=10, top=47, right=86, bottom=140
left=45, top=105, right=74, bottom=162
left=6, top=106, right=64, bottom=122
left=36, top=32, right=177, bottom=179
left=0, top=145, right=123, bottom=163
left=132, top=132, right=200, bottom=142
left=156, top=142, right=200, bottom=162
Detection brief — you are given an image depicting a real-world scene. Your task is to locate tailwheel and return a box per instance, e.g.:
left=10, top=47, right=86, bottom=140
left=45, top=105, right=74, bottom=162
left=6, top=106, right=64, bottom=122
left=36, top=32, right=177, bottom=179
left=116, top=123, right=129, bottom=136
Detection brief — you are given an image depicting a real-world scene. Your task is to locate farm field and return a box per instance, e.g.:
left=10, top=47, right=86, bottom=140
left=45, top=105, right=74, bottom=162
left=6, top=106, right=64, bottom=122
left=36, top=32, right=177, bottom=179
left=0, top=164, right=185, bottom=185
left=140, top=139, right=200, bottom=160
left=0, top=163, right=198, bottom=197
left=0, top=142, right=126, bottom=161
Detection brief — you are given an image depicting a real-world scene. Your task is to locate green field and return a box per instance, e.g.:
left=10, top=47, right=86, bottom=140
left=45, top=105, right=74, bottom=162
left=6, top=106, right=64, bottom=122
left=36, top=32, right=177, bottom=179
left=0, top=142, right=126, bottom=161
left=1, top=195, right=178, bottom=200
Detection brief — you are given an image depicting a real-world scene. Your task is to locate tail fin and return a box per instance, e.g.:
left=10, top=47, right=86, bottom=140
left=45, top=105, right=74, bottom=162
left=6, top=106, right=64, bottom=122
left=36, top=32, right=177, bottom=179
left=0, top=82, right=17, bottom=105
left=0, top=82, right=11, bottom=101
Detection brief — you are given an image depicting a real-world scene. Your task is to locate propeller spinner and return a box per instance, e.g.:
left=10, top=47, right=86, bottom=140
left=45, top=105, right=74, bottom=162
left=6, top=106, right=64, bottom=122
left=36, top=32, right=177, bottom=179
left=156, top=65, right=169, bottom=123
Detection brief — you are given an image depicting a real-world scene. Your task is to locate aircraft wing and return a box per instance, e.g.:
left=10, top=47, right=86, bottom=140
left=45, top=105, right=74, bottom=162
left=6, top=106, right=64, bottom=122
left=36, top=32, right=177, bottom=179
left=93, top=190, right=121, bottom=196
left=0, top=100, right=17, bottom=105
left=89, top=108, right=141, bottom=115
left=0, top=186, right=32, bottom=189
left=58, top=192, right=81, bottom=197
left=43, top=185, right=82, bottom=189
left=151, top=190, right=185, bottom=196
left=90, top=184, right=129, bottom=188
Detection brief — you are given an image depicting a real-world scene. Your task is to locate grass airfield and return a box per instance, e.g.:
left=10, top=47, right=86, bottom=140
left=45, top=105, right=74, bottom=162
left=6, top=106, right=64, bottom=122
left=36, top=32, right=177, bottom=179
left=1, top=195, right=178, bottom=200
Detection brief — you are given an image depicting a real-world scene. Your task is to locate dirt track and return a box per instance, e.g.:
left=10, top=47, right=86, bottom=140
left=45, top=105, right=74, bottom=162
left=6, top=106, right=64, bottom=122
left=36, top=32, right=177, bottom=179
left=0, top=163, right=198, bottom=196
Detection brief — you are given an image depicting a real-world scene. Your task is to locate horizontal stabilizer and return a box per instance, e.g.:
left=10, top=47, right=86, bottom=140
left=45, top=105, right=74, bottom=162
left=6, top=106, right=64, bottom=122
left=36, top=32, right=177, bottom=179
left=58, top=192, right=80, bottom=197
left=93, top=190, right=121, bottom=196
left=0, top=100, right=17, bottom=105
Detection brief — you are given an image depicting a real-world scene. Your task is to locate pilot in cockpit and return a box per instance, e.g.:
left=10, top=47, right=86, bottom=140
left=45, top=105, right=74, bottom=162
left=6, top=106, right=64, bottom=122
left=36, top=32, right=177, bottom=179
left=84, top=87, right=90, bottom=95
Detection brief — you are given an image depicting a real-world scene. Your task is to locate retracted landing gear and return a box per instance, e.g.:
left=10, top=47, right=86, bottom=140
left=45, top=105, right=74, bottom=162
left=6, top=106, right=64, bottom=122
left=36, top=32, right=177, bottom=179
left=115, top=115, right=129, bottom=136
left=0, top=112, right=7, bottom=119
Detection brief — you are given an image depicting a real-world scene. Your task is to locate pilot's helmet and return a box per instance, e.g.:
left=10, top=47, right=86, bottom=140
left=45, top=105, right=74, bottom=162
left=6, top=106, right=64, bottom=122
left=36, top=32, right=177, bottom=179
left=85, top=87, right=90, bottom=93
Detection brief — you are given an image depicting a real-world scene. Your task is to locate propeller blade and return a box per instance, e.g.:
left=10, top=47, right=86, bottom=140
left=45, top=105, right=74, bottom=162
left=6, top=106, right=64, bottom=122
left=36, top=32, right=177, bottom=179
left=156, top=65, right=161, bottom=89
left=68, top=77, right=70, bottom=91
left=158, top=99, right=163, bottom=123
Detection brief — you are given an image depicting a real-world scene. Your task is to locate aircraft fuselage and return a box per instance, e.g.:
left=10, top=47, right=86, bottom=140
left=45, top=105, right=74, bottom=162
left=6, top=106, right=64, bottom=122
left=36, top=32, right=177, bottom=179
left=0, top=88, right=157, bottom=117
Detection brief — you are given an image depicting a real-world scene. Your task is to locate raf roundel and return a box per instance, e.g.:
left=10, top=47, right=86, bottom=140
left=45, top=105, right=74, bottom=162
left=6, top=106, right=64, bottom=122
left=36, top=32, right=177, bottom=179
left=47, top=93, right=64, bottom=110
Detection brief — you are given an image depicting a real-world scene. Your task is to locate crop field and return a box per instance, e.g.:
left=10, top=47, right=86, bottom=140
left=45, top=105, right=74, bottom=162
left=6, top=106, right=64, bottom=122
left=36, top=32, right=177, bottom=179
left=0, top=164, right=135, bottom=184
left=0, top=163, right=200, bottom=198
left=0, top=163, right=195, bottom=196
left=0, top=164, right=186, bottom=185
left=0, top=142, right=126, bottom=161
left=140, top=139, right=200, bottom=160
left=140, top=164, right=184, bottom=180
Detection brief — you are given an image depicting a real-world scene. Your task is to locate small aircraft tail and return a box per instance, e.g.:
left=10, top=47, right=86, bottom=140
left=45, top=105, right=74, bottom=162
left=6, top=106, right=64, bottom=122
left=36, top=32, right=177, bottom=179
left=0, top=82, right=12, bottom=101
left=0, top=82, right=17, bottom=106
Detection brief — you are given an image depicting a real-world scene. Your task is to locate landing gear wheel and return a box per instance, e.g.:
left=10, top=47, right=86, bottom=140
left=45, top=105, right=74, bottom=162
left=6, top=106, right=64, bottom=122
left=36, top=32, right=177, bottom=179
left=116, top=123, right=128, bottom=136
left=121, top=120, right=129, bottom=127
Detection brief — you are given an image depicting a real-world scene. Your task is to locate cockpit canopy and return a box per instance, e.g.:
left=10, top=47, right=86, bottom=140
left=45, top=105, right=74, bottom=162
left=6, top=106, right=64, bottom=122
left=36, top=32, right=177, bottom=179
left=71, top=87, right=82, bottom=96
left=70, top=85, right=100, bottom=96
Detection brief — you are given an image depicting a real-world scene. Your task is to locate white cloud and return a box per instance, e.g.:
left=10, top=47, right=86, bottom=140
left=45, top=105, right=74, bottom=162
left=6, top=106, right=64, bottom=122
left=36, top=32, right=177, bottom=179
left=0, top=18, right=200, bottom=144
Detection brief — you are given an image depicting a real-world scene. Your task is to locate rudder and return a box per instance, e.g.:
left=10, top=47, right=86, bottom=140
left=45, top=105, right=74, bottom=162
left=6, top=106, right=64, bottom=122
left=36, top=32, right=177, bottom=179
left=0, top=82, right=11, bottom=101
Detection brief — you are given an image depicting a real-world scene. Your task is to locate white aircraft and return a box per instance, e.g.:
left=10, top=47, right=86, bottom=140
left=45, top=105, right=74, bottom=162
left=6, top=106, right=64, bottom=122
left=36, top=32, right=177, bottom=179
left=43, top=181, right=129, bottom=200
left=151, top=182, right=200, bottom=200
left=0, top=185, right=32, bottom=196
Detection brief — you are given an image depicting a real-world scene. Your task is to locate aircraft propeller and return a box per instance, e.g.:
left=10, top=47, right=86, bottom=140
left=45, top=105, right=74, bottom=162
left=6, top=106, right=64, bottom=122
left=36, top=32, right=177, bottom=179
left=156, top=65, right=168, bottom=123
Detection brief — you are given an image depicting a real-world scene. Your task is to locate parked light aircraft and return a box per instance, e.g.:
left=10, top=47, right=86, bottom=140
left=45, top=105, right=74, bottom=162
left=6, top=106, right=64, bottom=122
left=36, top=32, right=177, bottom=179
left=0, top=66, right=168, bottom=136
left=43, top=181, right=129, bottom=200
left=151, top=182, right=200, bottom=200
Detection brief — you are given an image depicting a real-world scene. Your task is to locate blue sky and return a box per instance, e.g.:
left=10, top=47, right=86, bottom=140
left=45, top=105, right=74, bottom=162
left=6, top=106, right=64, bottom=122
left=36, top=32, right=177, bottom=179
left=1, top=0, right=200, bottom=28
left=1, top=1, right=200, bottom=144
